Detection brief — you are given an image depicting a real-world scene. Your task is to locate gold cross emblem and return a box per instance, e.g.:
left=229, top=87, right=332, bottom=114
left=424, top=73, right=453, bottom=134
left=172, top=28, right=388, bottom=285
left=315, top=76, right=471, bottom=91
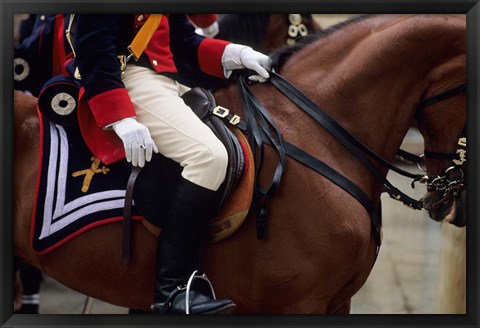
left=72, top=156, right=110, bottom=193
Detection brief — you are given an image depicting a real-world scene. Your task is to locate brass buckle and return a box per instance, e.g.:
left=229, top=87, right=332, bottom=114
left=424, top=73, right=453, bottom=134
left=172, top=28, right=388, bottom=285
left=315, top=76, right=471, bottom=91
left=212, top=106, right=242, bottom=126
left=212, top=106, right=230, bottom=118
left=229, top=115, right=241, bottom=126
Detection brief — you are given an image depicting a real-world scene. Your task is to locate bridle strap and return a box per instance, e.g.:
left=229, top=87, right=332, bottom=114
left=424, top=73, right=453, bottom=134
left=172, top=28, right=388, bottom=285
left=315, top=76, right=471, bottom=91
left=396, top=149, right=422, bottom=164
left=424, top=151, right=459, bottom=160
left=418, top=83, right=466, bottom=109
left=405, top=83, right=467, bottom=164
left=395, top=83, right=466, bottom=165
left=397, top=149, right=459, bottom=164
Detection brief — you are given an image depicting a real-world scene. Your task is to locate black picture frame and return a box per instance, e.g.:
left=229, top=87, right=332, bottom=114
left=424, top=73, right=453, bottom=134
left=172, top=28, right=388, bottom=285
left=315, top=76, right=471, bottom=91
left=1, top=1, right=479, bottom=327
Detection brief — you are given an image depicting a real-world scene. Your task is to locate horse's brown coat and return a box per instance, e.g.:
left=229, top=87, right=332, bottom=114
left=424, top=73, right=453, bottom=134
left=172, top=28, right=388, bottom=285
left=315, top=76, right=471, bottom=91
left=14, top=15, right=466, bottom=313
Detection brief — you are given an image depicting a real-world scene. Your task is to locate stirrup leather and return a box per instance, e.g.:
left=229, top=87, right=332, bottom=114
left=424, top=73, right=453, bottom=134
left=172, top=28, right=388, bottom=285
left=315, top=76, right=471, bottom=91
left=151, top=286, right=184, bottom=314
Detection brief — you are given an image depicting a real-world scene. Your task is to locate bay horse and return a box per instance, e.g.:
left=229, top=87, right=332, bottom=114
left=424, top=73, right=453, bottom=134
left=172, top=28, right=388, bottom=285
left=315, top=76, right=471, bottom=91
left=216, top=14, right=321, bottom=53
left=14, top=14, right=466, bottom=313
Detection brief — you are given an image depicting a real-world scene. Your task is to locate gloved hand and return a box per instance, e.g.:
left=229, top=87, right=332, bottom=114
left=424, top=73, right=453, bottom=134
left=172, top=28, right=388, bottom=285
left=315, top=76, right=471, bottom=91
left=111, top=117, right=158, bottom=167
left=222, top=44, right=272, bottom=82
left=195, top=21, right=220, bottom=38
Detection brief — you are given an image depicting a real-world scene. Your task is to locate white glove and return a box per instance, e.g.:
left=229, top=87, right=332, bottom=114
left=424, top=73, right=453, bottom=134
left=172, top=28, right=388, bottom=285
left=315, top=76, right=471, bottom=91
left=195, top=21, right=220, bottom=38
left=111, top=117, right=158, bottom=167
left=222, top=44, right=271, bottom=82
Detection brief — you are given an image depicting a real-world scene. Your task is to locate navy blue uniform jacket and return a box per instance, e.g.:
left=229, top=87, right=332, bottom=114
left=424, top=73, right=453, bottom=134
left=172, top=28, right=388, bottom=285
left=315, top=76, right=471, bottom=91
left=74, top=14, right=230, bottom=128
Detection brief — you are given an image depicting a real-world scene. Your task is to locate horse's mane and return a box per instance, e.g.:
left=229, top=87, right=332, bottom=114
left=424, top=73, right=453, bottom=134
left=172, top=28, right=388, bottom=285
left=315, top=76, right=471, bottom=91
left=216, top=14, right=272, bottom=49
left=270, top=14, right=376, bottom=71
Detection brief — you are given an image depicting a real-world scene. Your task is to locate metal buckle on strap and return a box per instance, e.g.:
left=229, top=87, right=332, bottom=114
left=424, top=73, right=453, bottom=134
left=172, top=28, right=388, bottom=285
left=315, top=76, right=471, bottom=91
left=212, top=106, right=242, bottom=126
left=126, top=46, right=137, bottom=62
left=212, top=106, right=230, bottom=118
left=229, top=115, right=241, bottom=125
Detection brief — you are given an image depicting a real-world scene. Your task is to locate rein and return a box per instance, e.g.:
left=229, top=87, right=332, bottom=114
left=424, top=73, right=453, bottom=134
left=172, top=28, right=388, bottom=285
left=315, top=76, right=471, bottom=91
left=219, top=71, right=466, bottom=248
left=230, top=73, right=383, bottom=247
left=267, top=72, right=467, bottom=209
left=266, top=72, right=425, bottom=207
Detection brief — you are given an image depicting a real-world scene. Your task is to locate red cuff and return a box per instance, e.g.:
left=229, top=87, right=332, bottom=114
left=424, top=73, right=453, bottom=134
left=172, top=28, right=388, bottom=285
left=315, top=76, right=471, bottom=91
left=188, top=14, right=217, bottom=28
left=198, top=38, right=231, bottom=78
left=88, top=88, right=136, bottom=127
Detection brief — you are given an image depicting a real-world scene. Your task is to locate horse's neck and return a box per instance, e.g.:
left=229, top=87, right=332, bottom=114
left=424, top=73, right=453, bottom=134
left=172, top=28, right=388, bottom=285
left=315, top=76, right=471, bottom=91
left=277, top=14, right=465, bottom=162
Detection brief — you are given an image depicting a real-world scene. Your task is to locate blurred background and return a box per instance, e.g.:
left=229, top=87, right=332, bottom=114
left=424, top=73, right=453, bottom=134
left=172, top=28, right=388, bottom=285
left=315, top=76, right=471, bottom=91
left=13, top=13, right=466, bottom=315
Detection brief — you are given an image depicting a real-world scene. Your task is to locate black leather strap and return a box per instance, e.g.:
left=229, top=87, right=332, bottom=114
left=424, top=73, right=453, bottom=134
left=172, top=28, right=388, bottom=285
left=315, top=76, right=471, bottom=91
left=424, top=151, right=460, bottom=161
left=266, top=73, right=423, bottom=210
left=214, top=72, right=466, bottom=245
left=238, top=76, right=286, bottom=239
left=418, top=83, right=466, bottom=109
left=237, top=74, right=385, bottom=243
left=123, top=166, right=142, bottom=265
left=396, top=149, right=422, bottom=164
left=268, top=72, right=424, bottom=181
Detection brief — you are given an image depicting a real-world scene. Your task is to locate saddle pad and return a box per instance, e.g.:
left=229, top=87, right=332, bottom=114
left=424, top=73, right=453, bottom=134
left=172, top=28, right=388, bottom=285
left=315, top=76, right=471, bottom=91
left=31, top=110, right=141, bottom=254
left=141, top=126, right=255, bottom=243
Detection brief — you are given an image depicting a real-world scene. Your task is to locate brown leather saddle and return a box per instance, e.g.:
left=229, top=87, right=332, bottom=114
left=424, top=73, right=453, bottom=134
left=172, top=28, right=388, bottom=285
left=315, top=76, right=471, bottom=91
left=133, top=88, right=254, bottom=243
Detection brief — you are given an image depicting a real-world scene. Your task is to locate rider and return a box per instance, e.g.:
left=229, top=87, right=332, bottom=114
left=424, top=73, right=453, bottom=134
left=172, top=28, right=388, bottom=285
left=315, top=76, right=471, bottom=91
left=73, top=14, right=271, bottom=314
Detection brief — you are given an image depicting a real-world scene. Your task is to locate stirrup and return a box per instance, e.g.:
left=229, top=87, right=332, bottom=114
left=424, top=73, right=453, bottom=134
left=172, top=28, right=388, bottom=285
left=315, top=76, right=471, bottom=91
left=185, top=270, right=216, bottom=314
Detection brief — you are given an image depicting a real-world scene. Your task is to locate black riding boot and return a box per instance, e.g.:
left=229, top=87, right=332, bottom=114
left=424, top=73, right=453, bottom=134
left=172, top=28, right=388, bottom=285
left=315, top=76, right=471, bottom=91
left=151, top=177, right=235, bottom=315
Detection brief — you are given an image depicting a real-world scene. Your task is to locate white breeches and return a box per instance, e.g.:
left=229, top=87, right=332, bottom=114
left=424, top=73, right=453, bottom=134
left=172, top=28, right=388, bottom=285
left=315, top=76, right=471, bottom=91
left=121, top=65, right=228, bottom=191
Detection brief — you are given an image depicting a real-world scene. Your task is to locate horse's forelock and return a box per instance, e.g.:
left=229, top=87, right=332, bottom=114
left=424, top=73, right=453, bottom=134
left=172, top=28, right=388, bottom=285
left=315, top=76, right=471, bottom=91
left=270, top=14, right=376, bottom=71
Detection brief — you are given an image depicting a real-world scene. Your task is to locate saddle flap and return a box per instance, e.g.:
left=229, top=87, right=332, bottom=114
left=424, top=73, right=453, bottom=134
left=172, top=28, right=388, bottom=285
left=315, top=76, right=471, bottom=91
left=140, top=126, right=255, bottom=243
left=136, top=87, right=254, bottom=243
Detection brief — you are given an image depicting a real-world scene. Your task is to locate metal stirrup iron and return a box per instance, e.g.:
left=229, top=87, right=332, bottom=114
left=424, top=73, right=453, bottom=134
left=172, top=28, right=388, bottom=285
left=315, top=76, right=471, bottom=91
left=185, top=270, right=217, bottom=314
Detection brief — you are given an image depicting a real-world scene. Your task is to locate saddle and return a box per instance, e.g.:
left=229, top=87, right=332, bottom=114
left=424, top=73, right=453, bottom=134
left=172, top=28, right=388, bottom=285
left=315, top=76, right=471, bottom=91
left=132, top=87, right=255, bottom=243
